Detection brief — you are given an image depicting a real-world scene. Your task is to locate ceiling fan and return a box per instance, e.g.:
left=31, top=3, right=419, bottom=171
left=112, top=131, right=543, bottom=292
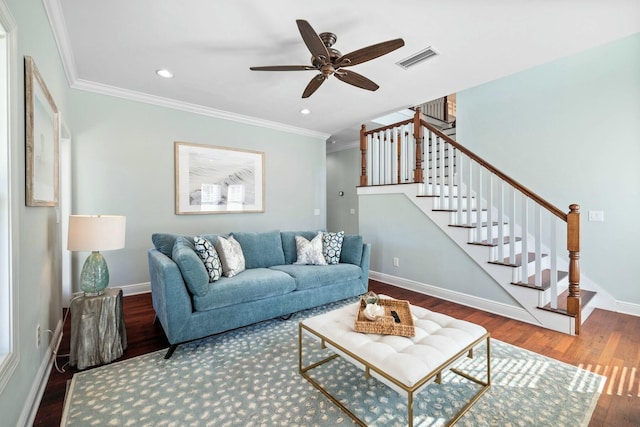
left=250, top=19, right=405, bottom=98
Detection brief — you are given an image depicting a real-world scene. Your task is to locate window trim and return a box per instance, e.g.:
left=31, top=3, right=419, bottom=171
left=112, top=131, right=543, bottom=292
left=0, top=0, right=19, bottom=393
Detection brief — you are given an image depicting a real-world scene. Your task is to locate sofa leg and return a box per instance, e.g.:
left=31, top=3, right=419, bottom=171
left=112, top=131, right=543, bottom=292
left=164, top=344, right=178, bottom=359
left=278, top=313, right=293, bottom=321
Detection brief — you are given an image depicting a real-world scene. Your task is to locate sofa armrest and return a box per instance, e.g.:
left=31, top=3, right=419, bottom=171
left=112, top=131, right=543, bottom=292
left=360, top=243, right=371, bottom=286
left=148, top=249, right=193, bottom=344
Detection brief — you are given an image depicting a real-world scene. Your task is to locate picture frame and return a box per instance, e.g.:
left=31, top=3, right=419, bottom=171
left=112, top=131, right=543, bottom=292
left=175, top=141, right=264, bottom=214
left=25, top=56, right=59, bottom=207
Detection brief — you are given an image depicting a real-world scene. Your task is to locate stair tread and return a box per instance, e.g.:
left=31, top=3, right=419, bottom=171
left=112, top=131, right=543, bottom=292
left=538, top=289, right=597, bottom=316
left=468, top=236, right=522, bottom=247
left=489, top=251, right=548, bottom=267
left=448, top=221, right=506, bottom=229
left=511, top=269, right=568, bottom=291
left=432, top=208, right=486, bottom=213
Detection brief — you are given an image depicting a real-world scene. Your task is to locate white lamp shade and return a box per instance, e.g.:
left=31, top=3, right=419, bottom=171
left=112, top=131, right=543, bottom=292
left=67, top=215, right=126, bottom=252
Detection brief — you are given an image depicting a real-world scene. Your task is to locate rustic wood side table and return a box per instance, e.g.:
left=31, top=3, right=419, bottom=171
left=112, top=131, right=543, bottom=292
left=69, top=287, right=127, bottom=370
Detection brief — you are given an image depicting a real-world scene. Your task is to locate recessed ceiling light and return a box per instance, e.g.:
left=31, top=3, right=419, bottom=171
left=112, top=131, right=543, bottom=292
left=156, top=69, right=173, bottom=79
left=300, top=108, right=311, bottom=115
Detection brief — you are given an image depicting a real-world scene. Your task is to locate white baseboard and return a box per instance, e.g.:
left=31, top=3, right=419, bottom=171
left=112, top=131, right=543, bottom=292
left=615, top=300, right=640, bottom=317
left=120, top=282, right=151, bottom=296
left=20, top=319, right=63, bottom=427
left=370, top=271, right=537, bottom=325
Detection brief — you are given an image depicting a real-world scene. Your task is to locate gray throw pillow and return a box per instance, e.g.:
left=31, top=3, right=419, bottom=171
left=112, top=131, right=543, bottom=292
left=294, top=233, right=327, bottom=265
left=214, top=235, right=246, bottom=277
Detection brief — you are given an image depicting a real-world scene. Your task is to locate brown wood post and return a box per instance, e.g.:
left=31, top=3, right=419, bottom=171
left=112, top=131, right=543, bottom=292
left=567, top=204, right=581, bottom=334
left=443, top=95, right=449, bottom=122
left=413, top=108, right=424, bottom=183
left=360, top=124, right=368, bottom=187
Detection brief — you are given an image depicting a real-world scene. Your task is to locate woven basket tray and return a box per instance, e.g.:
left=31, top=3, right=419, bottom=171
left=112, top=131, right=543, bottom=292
left=354, top=298, right=415, bottom=337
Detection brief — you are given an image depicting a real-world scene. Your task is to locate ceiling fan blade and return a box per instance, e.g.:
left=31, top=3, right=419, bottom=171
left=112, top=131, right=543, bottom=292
left=250, top=65, right=316, bottom=71
left=336, top=38, right=405, bottom=68
left=302, top=74, right=326, bottom=98
left=335, top=70, right=379, bottom=92
left=296, top=19, right=330, bottom=62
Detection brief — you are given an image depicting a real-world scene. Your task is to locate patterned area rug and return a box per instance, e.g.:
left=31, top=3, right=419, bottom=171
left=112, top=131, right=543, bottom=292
left=61, top=298, right=605, bottom=426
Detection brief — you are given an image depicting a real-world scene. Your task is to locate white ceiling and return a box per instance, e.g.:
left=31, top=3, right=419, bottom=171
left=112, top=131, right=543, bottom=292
left=45, top=0, right=640, bottom=148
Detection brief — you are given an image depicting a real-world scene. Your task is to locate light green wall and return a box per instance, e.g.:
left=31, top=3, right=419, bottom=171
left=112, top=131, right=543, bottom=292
left=1, top=0, right=327, bottom=423
left=327, top=146, right=359, bottom=234
left=2, top=0, right=69, bottom=424
left=67, top=90, right=327, bottom=288
left=457, top=33, right=640, bottom=304
left=359, top=193, right=517, bottom=305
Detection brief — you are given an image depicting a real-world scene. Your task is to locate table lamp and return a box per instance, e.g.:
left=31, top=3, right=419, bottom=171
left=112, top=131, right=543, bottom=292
left=67, top=215, right=126, bottom=296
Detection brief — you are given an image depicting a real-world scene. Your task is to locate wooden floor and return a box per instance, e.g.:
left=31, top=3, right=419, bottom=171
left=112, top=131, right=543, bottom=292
left=35, top=281, right=639, bottom=426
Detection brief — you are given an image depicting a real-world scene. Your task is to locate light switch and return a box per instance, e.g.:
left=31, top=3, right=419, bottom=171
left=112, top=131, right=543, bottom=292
left=588, top=211, right=604, bottom=222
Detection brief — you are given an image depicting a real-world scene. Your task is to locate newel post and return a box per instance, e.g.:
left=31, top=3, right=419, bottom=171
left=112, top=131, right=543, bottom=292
left=413, top=108, right=424, bottom=183
left=567, top=204, right=581, bottom=334
left=360, top=124, right=368, bottom=187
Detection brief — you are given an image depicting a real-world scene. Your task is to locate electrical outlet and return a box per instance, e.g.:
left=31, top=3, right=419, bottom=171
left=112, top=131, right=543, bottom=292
left=36, top=324, right=41, bottom=348
left=393, top=257, right=399, bottom=267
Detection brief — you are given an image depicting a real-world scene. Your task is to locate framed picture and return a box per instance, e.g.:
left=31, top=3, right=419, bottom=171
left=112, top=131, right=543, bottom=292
left=175, top=141, right=265, bottom=214
left=25, top=56, right=59, bottom=207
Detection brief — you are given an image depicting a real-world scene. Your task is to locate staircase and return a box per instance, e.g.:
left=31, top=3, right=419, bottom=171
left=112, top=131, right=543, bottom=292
left=357, top=108, right=604, bottom=335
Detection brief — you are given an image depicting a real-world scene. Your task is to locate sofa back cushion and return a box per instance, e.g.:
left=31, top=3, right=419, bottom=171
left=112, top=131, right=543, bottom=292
left=281, top=230, right=322, bottom=264
left=231, top=230, right=285, bottom=269
left=172, top=236, right=210, bottom=297
left=152, top=233, right=188, bottom=258
left=339, top=234, right=364, bottom=266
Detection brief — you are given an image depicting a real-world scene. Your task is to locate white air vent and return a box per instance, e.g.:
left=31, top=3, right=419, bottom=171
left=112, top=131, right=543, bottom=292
left=396, top=47, right=439, bottom=69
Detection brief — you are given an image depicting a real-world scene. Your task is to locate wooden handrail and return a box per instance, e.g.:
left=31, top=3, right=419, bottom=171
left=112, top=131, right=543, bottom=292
left=364, top=118, right=413, bottom=136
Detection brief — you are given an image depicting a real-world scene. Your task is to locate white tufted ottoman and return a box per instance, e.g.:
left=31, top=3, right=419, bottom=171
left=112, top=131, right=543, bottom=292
left=299, top=297, right=491, bottom=426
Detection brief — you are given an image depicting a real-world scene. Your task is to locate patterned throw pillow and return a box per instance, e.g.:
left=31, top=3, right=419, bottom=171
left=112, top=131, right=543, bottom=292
left=193, top=236, right=222, bottom=282
left=322, top=231, right=345, bottom=265
left=214, top=235, right=246, bottom=278
left=294, top=233, right=327, bottom=265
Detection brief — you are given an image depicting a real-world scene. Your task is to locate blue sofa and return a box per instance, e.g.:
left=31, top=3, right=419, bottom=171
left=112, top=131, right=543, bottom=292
left=148, top=230, right=371, bottom=358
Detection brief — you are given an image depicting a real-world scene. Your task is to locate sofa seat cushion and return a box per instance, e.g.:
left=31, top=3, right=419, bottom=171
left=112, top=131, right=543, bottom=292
left=192, top=268, right=296, bottom=311
left=269, top=264, right=362, bottom=291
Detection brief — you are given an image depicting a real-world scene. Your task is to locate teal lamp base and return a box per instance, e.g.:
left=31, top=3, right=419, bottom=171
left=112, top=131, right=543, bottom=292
left=80, top=251, right=110, bottom=296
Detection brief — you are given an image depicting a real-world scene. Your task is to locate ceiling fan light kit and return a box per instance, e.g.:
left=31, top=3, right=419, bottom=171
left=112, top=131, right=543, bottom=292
left=250, top=19, right=404, bottom=98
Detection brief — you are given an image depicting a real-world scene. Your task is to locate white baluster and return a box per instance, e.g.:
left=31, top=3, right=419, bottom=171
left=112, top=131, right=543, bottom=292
left=438, top=137, right=445, bottom=203
left=456, top=153, right=464, bottom=224
left=475, top=166, right=483, bottom=243
left=487, top=174, right=494, bottom=245
left=521, top=197, right=529, bottom=285
left=508, top=186, right=516, bottom=265
left=534, top=204, right=542, bottom=287
left=447, top=144, right=455, bottom=210
left=497, top=180, right=505, bottom=262
left=466, top=159, right=473, bottom=226
left=550, top=215, right=558, bottom=309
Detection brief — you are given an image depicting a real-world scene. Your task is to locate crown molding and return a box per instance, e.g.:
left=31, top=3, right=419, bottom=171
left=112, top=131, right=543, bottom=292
left=71, top=79, right=330, bottom=139
left=43, top=0, right=77, bottom=86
